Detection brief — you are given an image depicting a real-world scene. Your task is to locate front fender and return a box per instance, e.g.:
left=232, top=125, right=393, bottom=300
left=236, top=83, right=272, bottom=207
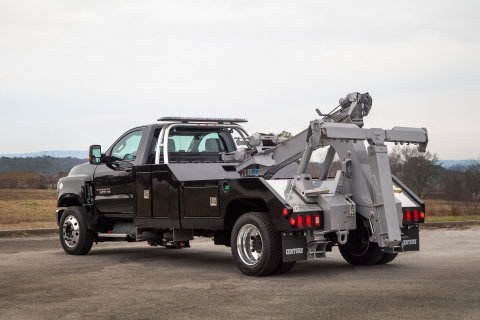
left=57, top=174, right=92, bottom=207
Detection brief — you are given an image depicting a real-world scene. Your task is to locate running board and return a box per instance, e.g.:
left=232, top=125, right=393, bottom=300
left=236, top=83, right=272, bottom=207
left=97, top=233, right=129, bottom=238
left=97, top=221, right=136, bottom=240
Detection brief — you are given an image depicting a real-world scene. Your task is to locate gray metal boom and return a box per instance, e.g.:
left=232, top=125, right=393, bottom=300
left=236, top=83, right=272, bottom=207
left=236, top=123, right=427, bottom=176
left=236, top=129, right=309, bottom=179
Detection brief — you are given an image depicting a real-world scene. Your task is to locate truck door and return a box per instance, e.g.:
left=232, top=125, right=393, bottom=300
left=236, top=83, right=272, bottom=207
left=94, top=128, right=145, bottom=214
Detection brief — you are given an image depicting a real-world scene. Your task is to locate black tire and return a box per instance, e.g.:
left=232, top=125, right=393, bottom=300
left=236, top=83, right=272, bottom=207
left=376, top=252, right=398, bottom=264
left=272, top=261, right=296, bottom=275
left=59, top=206, right=94, bottom=255
left=231, top=212, right=282, bottom=276
left=338, top=217, right=384, bottom=266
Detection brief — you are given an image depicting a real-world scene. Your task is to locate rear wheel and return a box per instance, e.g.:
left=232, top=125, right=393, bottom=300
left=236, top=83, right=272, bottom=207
left=59, top=206, right=94, bottom=255
left=338, top=217, right=384, bottom=266
left=231, top=212, right=282, bottom=276
left=272, top=260, right=296, bottom=275
left=376, top=252, right=398, bottom=264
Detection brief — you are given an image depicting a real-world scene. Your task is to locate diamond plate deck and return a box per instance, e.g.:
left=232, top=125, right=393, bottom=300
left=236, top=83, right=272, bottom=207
left=266, top=179, right=322, bottom=213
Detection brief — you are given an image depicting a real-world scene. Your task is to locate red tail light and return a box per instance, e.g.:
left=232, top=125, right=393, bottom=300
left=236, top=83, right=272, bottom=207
left=282, top=208, right=290, bottom=217
left=296, top=215, right=303, bottom=228
left=305, top=215, right=312, bottom=227
left=290, top=218, right=296, bottom=226
left=314, top=214, right=321, bottom=227
left=420, top=212, right=425, bottom=219
left=413, top=209, right=419, bottom=221
left=405, top=210, right=412, bottom=221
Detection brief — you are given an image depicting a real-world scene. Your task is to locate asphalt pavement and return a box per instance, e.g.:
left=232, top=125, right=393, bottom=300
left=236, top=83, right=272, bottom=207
left=1, top=227, right=479, bottom=320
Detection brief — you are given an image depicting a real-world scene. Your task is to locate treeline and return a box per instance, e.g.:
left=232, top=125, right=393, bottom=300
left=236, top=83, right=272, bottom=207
left=0, top=156, right=86, bottom=190
left=0, top=156, right=86, bottom=176
left=388, top=146, right=480, bottom=200
left=304, top=146, right=480, bottom=214
left=0, top=171, right=64, bottom=189
left=1, top=150, right=479, bottom=214
left=389, top=146, right=480, bottom=215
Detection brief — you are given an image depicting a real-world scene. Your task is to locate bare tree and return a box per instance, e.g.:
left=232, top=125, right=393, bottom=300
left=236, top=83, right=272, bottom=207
left=306, top=162, right=321, bottom=178
left=278, top=131, right=293, bottom=139
left=464, top=161, right=480, bottom=199
left=389, top=146, right=439, bottom=198
left=439, top=165, right=466, bottom=202
left=57, top=171, right=68, bottom=179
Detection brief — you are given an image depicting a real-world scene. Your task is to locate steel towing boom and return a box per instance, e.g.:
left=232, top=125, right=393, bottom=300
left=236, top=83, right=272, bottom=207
left=235, top=92, right=428, bottom=250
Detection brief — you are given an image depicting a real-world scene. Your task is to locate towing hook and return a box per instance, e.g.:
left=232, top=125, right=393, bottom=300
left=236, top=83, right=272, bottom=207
left=336, top=224, right=349, bottom=245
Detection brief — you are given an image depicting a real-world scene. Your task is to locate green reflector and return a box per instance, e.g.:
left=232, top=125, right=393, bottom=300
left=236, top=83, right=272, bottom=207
left=223, top=182, right=230, bottom=192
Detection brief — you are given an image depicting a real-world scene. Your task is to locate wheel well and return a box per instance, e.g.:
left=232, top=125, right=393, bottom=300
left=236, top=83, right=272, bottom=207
left=224, top=198, right=269, bottom=230
left=57, top=197, right=83, bottom=223
left=59, top=197, right=82, bottom=208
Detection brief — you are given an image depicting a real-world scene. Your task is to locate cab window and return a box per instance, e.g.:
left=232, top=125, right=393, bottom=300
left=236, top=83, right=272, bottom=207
left=168, top=129, right=234, bottom=153
left=111, top=130, right=143, bottom=161
left=198, top=133, right=226, bottom=152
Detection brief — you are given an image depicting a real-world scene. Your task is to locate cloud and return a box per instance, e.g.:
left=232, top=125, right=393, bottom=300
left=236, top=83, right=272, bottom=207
left=1, top=0, right=479, bottom=159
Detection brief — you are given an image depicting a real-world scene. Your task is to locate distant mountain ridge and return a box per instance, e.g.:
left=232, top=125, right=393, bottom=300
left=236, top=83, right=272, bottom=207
left=0, top=150, right=476, bottom=169
left=439, top=160, right=477, bottom=168
left=0, top=150, right=88, bottom=159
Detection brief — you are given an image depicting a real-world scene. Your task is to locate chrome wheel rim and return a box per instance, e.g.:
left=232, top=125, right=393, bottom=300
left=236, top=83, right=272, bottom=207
left=62, top=215, right=80, bottom=248
left=237, top=224, right=263, bottom=266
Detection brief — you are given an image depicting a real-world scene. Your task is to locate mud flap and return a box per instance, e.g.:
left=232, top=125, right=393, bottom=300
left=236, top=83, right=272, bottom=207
left=281, top=232, right=307, bottom=262
left=400, top=224, right=420, bottom=251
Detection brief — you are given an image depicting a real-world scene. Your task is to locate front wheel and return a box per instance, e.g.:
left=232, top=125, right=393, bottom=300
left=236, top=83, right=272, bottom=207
left=231, top=212, right=282, bottom=276
left=59, top=206, right=94, bottom=255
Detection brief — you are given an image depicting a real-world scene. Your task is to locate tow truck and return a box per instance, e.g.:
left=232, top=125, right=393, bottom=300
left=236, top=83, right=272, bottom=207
left=57, top=92, right=427, bottom=276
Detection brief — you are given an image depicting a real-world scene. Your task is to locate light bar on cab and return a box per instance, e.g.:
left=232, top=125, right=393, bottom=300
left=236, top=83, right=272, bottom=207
left=158, top=117, right=248, bottom=123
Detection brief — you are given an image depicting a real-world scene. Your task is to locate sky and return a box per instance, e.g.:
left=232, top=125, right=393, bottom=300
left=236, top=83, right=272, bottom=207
left=1, top=0, right=479, bottom=160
